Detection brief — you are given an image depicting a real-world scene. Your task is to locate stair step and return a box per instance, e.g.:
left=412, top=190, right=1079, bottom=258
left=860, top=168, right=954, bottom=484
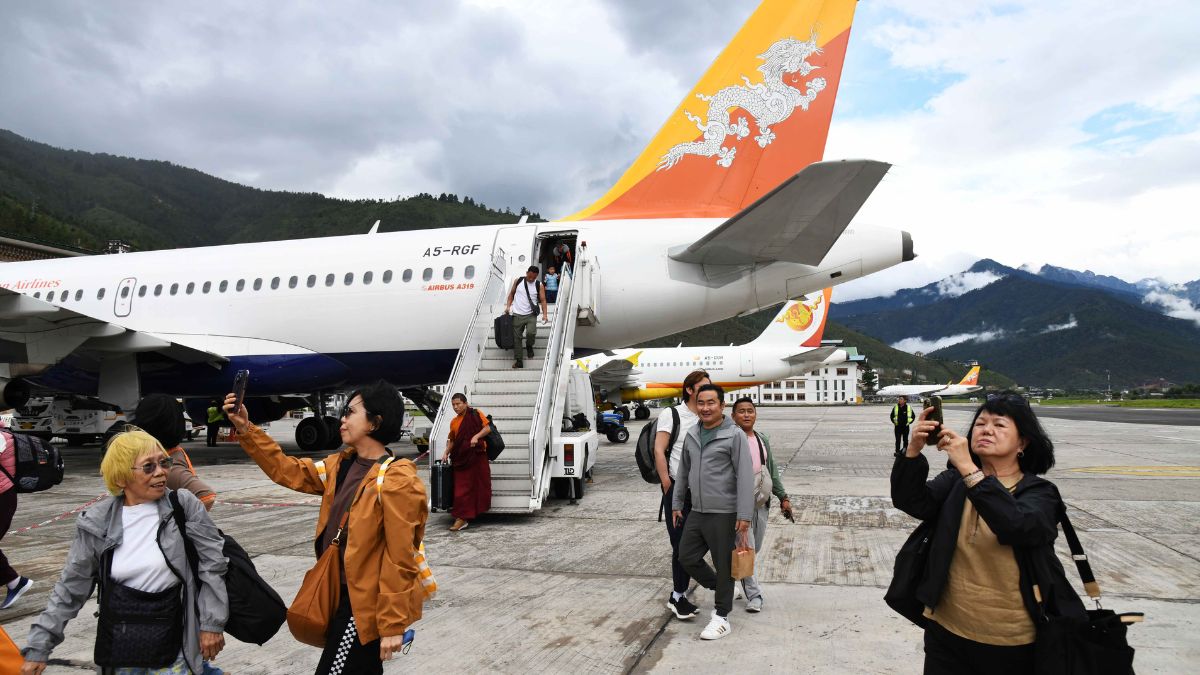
left=480, top=357, right=545, bottom=370
left=469, top=397, right=538, bottom=411
left=473, top=380, right=541, bottom=394
left=476, top=370, right=542, bottom=383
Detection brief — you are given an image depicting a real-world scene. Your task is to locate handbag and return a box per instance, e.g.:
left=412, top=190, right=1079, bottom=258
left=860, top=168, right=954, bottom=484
left=287, top=479, right=370, bottom=648
left=731, top=530, right=755, bottom=580
left=94, top=550, right=184, bottom=668
left=884, top=516, right=936, bottom=628
left=1033, top=508, right=1143, bottom=675
left=752, top=432, right=772, bottom=508
left=0, top=626, right=23, bottom=673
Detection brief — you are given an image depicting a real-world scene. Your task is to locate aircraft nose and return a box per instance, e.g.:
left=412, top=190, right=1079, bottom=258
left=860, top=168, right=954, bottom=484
left=902, top=231, right=916, bottom=262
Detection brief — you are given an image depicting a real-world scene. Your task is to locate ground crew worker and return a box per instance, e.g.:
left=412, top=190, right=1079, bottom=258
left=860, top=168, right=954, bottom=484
left=206, top=399, right=223, bottom=447
left=891, top=395, right=916, bottom=455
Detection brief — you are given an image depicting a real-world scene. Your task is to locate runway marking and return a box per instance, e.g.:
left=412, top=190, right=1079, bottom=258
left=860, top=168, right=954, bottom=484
left=1069, top=466, right=1200, bottom=477
left=11, top=494, right=107, bottom=534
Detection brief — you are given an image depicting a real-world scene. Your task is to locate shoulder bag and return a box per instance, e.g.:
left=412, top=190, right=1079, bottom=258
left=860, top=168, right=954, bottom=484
left=93, top=549, right=184, bottom=668
left=1032, top=507, right=1142, bottom=675
left=752, top=431, right=773, bottom=508
left=884, top=515, right=936, bottom=628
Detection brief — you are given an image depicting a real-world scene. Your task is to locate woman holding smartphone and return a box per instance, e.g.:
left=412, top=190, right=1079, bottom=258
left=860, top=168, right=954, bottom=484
left=225, top=380, right=427, bottom=675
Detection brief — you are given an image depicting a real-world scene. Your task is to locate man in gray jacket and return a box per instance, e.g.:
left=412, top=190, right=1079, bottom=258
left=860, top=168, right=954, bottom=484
left=671, top=384, right=753, bottom=640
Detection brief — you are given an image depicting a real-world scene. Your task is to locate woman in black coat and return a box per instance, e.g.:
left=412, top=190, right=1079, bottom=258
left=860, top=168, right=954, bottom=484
left=891, top=393, right=1086, bottom=674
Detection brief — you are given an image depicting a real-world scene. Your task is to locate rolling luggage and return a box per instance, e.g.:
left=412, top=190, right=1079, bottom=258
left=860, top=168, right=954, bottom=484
left=430, top=461, right=454, bottom=512
left=494, top=313, right=514, bottom=349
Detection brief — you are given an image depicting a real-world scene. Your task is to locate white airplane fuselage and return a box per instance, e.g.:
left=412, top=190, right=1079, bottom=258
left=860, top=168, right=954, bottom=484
left=3, top=219, right=907, bottom=397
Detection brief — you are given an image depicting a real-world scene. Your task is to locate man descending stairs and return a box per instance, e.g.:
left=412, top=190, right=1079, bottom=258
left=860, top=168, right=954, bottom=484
left=505, top=265, right=549, bottom=369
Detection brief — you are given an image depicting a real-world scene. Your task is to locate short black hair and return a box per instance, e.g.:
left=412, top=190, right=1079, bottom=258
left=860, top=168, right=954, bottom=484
left=695, top=383, right=726, bottom=402
left=966, top=392, right=1055, bottom=474
left=132, top=393, right=186, bottom=449
left=347, top=380, right=405, bottom=445
left=451, top=393, right=468, bottom=404
left=527, top=265, right=539, bottom=274
left=732, top=396, right=755, bottom=411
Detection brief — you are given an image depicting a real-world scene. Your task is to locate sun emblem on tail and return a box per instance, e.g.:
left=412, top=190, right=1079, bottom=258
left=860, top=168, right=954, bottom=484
left=658, top=31, right=826, bottom=171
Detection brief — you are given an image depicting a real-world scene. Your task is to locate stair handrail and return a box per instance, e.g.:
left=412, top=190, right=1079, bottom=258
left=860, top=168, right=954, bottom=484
left=526, top=256, right=578, bottom=498
left=429, top=249, right=508, bottom=464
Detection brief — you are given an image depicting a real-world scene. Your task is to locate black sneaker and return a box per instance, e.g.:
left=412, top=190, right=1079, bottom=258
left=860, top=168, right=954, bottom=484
left=526, top=346, right=535, bottom=358
left=1, top=576, right=32, bottom=609
left=667, top=594, right=699, bottom=620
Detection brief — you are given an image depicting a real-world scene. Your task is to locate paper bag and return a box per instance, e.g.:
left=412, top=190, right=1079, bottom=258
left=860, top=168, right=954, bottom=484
left=731, top=530, right=755, bottom=580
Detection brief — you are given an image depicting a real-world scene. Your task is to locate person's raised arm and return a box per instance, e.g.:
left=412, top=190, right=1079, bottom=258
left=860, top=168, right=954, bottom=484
left=224, top=393, right=326, bottom=495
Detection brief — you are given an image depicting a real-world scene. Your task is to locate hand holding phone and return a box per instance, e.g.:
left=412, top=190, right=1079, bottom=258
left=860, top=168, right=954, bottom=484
left=923, top=396, right=944, bottom=447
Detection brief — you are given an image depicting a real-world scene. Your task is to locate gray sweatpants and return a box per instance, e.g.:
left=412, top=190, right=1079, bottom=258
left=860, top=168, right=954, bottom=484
left=512, top=312, right=537, bottom=362
left=739, top=503, right=770, bottom=601
left=678, top=511, right=737, bottom=617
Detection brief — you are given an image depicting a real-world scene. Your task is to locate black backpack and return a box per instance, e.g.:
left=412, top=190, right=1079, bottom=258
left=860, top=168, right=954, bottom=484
left=634, top=407, right=679, bottom=484
left=0, top=430, right=65, bottom=493
left=485, top=413, right=505, bottom=461
left=169, top=492, right=287, bottom=645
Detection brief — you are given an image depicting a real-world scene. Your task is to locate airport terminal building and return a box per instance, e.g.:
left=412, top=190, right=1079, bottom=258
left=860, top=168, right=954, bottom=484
left=727, top=358, right=865, bottom=406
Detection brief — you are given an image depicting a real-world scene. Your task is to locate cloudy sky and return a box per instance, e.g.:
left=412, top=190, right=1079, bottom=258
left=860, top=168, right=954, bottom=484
left=2, top=0, right=1197, bottom=299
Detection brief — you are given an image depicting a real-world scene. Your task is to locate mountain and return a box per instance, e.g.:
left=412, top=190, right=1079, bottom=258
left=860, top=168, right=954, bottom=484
left=834, top=273, right=1200, bottom=389
left=832, top=259, right=1023, bottom=318
left=0, top=129, right=542, bottom=252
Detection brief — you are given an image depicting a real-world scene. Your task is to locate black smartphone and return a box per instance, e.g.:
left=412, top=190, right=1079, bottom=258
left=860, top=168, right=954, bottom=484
left=924, top=395, right=944, bottom=446
left=232, top=369, right=250, bottom=411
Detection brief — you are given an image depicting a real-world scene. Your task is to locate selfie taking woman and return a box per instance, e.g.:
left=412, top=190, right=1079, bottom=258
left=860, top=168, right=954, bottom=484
left=890, top=393, right=1086, bottom=674
left=446, top=393, right=492, bottom=532
left=21, top=430, right=227, bottom=675
left=226, top=381, right=427, bottom=675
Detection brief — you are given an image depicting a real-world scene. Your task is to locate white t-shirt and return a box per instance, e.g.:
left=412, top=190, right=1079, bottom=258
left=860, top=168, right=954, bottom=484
left=112, top=502, right=178, bottom=593
left=656, top=404, right=699, bottom=479
left=511, top=278, right=540, bottom=316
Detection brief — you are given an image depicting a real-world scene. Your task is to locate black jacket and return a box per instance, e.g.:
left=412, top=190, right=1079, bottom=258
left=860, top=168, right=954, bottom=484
left=890, top=453, right=1087, bottom=628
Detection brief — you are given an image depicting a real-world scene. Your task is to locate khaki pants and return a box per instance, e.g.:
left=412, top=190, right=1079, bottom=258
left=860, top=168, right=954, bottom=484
left=513, top=312, right=537, bottom=363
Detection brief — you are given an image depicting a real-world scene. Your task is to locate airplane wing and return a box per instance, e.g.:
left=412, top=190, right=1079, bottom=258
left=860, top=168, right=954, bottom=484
left=0, top=288, right=227, bottom=373
left=668, top=160, right=891, bottom=266
left=585, top=358, right=642, bottom=390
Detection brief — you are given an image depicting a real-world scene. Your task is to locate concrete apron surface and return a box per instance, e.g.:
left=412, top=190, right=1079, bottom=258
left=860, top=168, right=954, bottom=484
left=2, top=406, right=1197, bottom=673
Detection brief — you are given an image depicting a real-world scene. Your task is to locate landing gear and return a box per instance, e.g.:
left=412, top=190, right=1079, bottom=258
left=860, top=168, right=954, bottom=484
left=634, top=405, right=651, bottom=420
left=295, top=417, right=329, bottom=453
left=323, top=416, right=342, bottom=449
left=617, top=405, right=631, bottom=421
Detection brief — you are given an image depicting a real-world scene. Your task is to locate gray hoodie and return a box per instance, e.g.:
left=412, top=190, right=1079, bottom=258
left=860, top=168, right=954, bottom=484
left=23, top=489, right=228, bottom=674
left=672, top=415, right=754, bottom=522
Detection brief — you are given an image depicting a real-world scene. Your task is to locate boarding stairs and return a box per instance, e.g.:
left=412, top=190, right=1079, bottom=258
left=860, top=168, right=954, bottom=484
left=430, top=245, right=599, bottom=513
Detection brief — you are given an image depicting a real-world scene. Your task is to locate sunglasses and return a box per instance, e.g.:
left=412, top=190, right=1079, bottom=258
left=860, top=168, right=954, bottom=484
left=132, top=458, right=173, bottom=474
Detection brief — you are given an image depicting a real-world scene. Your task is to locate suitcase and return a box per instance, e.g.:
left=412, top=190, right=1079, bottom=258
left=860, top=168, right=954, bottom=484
left=430, top=461, right=454, bottom=512
left=493, top=313, right=514, bottom=349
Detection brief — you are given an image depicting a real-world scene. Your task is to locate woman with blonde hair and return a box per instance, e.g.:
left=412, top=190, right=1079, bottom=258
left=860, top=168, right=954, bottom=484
left=21, top=429, right=227, bottom=674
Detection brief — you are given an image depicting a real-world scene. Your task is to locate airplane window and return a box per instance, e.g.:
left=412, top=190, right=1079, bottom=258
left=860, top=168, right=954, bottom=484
left=185, top=282, right=194, bottom=295
left=47, top=291, right=55, bottom=301
left=154, top=284, right=163, bottom=296
left=169, top=283, right=178, bottom=296
left=344, top=272, right=354, bottom=286
left=402, top=269, right=412, bottom=282
left=422, top=268, right=432, bottom=281
left=465, top=265, right=475, bottom=280
left=382, top=270, right=393, bottom=283
left=253, top=278, right=262, bottom=291
left=34, top=292, right=41, bottom=299
left=307, top=275, right=316, bottom=288
left=236, top=279, right=245, bottom=292
left=219, top=281, right=228, bottom=293
left=270, top=277, right=280, bottom=290
left=202, top=281, right=211, bottom=294
left=443, top=266, right=453, bottom=280
left=288, top=276, right=298, bottom=289
left=138, top=285, right=147, bottom=297
left=325, top=273, right=335, bottom=287
left=121, top=287, right=130, bottom=298
left=363, top=271, right=373, bottom=285
left=97, top=288, right=106, bottom=300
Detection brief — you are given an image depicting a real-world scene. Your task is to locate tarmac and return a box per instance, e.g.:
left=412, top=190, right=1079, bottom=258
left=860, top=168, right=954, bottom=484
left=2, top=405, right=1197, bottom=673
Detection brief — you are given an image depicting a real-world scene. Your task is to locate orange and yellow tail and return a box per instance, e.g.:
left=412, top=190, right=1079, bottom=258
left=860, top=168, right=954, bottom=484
left=564, top=0, right=859, bottom=221
left=960, top=366, right=981, bottom=386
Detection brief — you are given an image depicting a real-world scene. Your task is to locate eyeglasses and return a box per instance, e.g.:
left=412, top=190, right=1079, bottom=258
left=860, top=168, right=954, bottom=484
left=132, top=458, right=173, bottom=474
left=340, top=404, right=357, bottom=419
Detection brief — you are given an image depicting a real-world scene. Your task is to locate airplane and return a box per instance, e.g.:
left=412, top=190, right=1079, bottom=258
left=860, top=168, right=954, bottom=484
left=876, top=366, right=983, bottom=399
left=0, top=0, right=914, bottom=451
left=576, top=289, right=845, bottom=419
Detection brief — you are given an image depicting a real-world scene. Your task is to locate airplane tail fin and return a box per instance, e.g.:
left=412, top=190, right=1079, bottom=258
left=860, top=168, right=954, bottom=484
left=563, top=0, right=860, bottom=221
left=752, top=288, right=832, bottom=350
left=959, top=366, right=981, bottom=386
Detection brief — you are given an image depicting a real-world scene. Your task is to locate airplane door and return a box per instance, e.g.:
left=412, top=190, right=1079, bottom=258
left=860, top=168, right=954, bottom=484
left=114, top=277, right=137, bottom=317
left=492, top=224, right=537, bottom=275
left=740, top=350, right=755, bottom=377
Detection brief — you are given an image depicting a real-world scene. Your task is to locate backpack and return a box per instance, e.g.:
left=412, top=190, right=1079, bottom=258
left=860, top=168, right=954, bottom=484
left=0, top=430, right=65, bottom=493
left=634, top=407, right=679, bottom=484
left=484, top=414, right=505, bottom=461
left=169, top=491, right=287, bottom=645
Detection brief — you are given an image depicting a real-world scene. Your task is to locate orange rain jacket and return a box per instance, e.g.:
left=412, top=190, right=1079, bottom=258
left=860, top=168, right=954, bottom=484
left=239, top=425, right=428, bottom=643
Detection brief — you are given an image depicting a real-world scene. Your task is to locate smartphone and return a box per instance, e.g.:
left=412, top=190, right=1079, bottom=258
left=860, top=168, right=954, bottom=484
left=924, top=395, right=944, bottom=447
left=783, top=508, right=795, bottom=523
left=231, top=369, right=250, bottom=411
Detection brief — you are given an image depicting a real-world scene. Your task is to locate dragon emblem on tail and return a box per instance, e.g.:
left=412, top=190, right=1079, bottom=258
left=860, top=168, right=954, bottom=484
left=658, top=32, right=826, bottom=171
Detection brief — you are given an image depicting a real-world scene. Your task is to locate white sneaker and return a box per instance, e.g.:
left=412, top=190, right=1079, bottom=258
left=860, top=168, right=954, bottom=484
left=733, top=582, right=745, bottom=600
left=700, top=612, right=731, bottom=640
